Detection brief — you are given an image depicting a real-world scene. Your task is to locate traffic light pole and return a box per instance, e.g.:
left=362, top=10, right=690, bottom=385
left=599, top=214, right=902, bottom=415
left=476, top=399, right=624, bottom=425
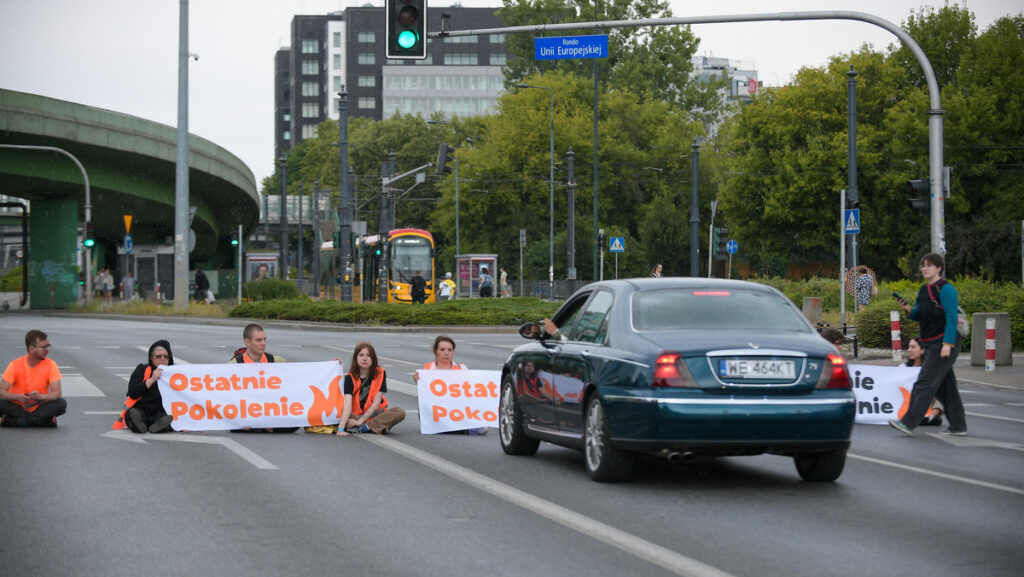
left=338, top=87, right=352, bottom=302
left=435, top=9, right=946, bottom=255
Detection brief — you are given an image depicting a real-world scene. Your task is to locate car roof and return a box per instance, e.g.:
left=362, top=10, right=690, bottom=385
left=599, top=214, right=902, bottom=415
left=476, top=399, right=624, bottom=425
left=578, top=277, right=779, bottom=295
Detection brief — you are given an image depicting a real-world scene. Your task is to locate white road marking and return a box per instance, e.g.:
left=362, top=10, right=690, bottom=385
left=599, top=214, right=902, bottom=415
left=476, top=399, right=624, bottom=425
left=85, top=411, right=122, bottom=415
left=848, top=453, right=1024, bottom=495
left=102, top=429, right=278, bottom=470
left=1006, top=403, right=1024, bottom=407
left=959, top=378, right=1022, bottom=390
left=363, top=435, right=737, bottom=577
left=965, top=411, right=1024, bottom=424
left=61, top=375, right=106, bottom=397
left=469, top=341, right=518, bottom=350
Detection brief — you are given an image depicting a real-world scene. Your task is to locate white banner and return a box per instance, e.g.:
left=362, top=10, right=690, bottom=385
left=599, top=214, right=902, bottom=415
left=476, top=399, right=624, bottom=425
left=849, top=364, right=920, bottom=425
left=158, top=361, right=345, bottom=431
left=417, top=369, right=501, bottom=434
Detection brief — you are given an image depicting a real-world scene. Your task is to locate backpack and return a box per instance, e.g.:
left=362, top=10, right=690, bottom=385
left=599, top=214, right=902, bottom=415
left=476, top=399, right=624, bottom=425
left=233, top=350, right=276, bottom=363
left=926, top=280, right=970, bottom=338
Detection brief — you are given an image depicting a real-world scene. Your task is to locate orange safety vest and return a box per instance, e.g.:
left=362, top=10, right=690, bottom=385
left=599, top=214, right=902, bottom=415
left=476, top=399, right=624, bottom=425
left=423, top=361, right=466, bottom=370
left=112, top=366, right=151, bottom=430
left=349, top=367, right=388, bottom=415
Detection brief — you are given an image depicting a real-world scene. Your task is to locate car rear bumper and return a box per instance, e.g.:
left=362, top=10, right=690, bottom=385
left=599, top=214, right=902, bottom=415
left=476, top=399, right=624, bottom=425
left=603, top=391, right=855, bottom=453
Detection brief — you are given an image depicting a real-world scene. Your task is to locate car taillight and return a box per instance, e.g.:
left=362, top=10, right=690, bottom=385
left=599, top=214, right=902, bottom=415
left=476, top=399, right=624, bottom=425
left=653, top=352, right=697, bottom=388
left=816, top=354, right=852, bottom=389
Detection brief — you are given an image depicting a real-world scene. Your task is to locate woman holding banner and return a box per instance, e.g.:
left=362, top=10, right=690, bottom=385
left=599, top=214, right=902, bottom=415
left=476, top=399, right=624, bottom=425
left=888, top=253, right=967, bottom=437
left=115, top=340, right=174, bottom=434
left=903, top=337, right=943, bottom=427
left=413, top=336, right=485, bottom=435
left=336, top=342, right=405, bottom=436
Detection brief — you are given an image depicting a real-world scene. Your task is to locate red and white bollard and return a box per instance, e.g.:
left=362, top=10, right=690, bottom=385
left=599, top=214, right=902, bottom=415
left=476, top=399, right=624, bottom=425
left=985, top=317, right=996, bottom=372
left=119, top=282, right=124, bottom=302
left=890, top=310, right=903, bottom=362
left=156, top=282, right=163, bottom=304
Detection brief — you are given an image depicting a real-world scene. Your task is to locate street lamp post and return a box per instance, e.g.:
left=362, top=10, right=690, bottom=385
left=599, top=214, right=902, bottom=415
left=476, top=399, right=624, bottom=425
left=517, top=83, right=554, bottom=300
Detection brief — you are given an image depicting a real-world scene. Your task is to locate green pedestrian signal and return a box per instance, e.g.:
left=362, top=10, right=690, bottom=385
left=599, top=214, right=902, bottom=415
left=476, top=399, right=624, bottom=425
left=83, top=221, right=96, bottom=248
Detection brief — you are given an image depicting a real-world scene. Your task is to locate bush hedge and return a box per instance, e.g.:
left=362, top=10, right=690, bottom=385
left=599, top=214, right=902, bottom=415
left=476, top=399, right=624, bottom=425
left=241, top=279, right=301, bottom=301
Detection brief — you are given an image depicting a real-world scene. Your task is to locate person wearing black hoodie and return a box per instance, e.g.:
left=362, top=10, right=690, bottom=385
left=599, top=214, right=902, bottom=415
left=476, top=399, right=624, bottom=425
left=121, top=340, right=175, bottom=434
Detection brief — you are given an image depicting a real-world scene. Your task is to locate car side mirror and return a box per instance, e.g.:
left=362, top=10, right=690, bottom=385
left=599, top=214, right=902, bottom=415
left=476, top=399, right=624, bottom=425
left=519, top=322, right=543, bottom=340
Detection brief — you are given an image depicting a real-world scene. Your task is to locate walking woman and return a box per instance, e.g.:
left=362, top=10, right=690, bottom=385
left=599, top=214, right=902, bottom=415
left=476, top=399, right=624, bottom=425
left=335, top=342, right=405, bottom=436
left=903, top=336, right=943, bottom=427
left=889, top=253, right=967, bottom=436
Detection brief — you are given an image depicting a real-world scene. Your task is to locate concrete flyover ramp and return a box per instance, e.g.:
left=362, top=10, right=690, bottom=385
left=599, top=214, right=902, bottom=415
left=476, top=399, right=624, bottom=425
left=0, top=89, right=259, bottom=307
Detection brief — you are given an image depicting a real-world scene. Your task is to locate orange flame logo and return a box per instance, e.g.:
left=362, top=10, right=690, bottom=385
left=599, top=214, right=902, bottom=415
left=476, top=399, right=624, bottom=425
left=307, top=376, right=345, bottom=426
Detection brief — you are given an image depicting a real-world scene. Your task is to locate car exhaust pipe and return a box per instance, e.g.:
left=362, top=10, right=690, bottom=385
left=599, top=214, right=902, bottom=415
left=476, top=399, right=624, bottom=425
left=666, top=451, right=695, bottom=464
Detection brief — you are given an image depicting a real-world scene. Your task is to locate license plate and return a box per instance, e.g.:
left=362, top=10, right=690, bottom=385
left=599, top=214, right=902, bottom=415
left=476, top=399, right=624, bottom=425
left=719, top=359, right=796, bottom=379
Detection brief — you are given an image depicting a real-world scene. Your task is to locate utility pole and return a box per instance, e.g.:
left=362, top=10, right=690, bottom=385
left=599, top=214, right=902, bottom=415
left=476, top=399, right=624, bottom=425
left=567, top=147, right=576, bottom=294
left=173, top=0, right=190, bottom=310
left=313, top=179, right=320, bottom=298
left=278, top=155, right=287, bottom=279
left=847, top=65, right=859, bottom=273
left=690, top=138, right=700, bottom=277
left=338, top=87, right=353, bottom=301
left=297, top=182, right=303, bottom=291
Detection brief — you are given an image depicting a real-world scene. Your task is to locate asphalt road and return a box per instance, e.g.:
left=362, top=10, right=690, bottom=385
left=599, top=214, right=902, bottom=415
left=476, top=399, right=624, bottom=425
left=1, top=314, right=1021, bottom=577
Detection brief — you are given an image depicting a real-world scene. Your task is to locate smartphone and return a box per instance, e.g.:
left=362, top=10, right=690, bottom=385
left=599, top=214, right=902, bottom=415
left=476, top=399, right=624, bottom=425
left=892, top=292, right=906, bottom=304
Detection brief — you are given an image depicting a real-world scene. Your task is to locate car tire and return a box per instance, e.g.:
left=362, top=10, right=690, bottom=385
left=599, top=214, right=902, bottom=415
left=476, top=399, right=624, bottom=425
left=794, top=449, right=847, bottom=482
left=584, top=396, right=633, bottom=482
left=499, top=375, right=539, bottom=456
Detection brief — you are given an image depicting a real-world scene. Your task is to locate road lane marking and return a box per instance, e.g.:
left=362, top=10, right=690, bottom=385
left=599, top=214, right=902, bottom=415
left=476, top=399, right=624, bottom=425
left=965, top=411, right=1024, bottom=424
left=102, top=429, right=278, bottom=470
left=363, top=435, right=736, bottom=577
left=61, top=375, right=105, bottom=397
left=848, top=453, right=1024, bottom=495
left=85, top=411, right=121, bottom=415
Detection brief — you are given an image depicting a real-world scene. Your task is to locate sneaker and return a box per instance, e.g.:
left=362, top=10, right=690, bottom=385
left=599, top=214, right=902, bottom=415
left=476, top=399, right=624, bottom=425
left=0, top=415, right=8, bottom=428
left=888, top=419, right=914, bottom=436
left=939, top=428, right=967, bottom=436
left=359, top=424, right=369, bottom=434
left=127, top=408, right=147, bottom=434
left=467, top=427, right=488, bottom=436
left=149, top=414, right=173, bottom=433
left=41, top=416, right=57, bottom=428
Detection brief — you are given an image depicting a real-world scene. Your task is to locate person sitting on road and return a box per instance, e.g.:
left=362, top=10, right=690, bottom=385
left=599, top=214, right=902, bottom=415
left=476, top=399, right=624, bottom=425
left=114, top=340, right=174, bottom=433
left=903, top=336, right=943, bottom=427
left=414, top=336, right=485, bottom=435
left=229, top=323, right=297, bottom=433
left=0, top=329, right=67, bottom=427
left=335, top=342, right=405, bottom=436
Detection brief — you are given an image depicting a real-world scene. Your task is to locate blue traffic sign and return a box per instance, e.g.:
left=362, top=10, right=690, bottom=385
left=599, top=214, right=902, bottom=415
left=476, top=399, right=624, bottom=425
left=844, top=209, right=860, bottom=234
left=124, top=234, right=133, bottom=255
left=535, top=35, right=608, bottom=60
left=609, top=236, right=625, bottom=253
left=726, top=239, right=738, bottom=255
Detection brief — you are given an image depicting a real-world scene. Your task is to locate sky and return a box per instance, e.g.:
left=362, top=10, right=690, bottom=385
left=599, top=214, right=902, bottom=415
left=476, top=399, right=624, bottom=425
left=0, top=1, right=1018, bottom=184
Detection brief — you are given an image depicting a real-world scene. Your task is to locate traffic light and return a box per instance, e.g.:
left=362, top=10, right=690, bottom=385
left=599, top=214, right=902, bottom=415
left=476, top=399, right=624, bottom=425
left=385, top=0, right=427, bottom=59
left=907, top=179, right=929, bottom=215
left=435, top=143, right=454, bottom=176
left=78, top=272, right=85, bottom=286
left=712, top=227, right=729, bottom=255
left=230, top=232, right=239, bottom=246
left=83, top=221, right=96, bottom=248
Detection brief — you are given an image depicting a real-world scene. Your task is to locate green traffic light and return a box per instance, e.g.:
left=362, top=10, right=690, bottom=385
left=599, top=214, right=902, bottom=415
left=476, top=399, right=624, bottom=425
left=231, top=239, right=239, bottom=246
left=83, top=238, right=95, bottom=248
left=397, top=29, right=418, bottom=49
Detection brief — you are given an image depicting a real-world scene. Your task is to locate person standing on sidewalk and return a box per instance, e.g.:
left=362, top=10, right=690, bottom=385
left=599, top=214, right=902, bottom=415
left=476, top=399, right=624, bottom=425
left=888, top=253, right=967, bottom=436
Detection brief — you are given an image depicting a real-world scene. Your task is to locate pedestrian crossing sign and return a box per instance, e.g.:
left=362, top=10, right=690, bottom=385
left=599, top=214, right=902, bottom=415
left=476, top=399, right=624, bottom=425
left=844, top=209, right=860, bottom=234
left=609, top=237, right=625, bottom=253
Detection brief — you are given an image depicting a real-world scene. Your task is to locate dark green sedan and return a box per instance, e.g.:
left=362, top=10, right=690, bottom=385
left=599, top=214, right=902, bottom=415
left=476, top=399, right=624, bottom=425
left=499, top=278, right=856, bottom=482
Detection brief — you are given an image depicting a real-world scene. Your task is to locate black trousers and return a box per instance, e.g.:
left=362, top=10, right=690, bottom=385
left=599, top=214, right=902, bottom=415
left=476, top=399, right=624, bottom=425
left=898, top=337, right=967, bottom=432
left=0, top=398, right=68, bottom=424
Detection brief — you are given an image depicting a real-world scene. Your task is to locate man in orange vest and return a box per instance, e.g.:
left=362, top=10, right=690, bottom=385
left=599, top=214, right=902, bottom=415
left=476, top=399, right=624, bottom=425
left=229, top=323, right=296, bottom=433
left=0, top=329, right=67, bottom=427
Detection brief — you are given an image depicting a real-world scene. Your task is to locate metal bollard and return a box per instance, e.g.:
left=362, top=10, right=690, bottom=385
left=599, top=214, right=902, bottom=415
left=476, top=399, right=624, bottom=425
left=156, top=282, right=162, bottom=304
left=890, top=311, right=903, bottom=362
left=985, top=317, right=996, bottom=372
left=119, top=282, right=124, bottom=302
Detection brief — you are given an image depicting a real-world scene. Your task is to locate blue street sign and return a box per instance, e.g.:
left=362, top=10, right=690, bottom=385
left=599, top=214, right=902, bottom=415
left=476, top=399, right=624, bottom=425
left=726, top=239, right=738, bottom=255
left=609, top=236, right=625, bottom=253
left=124, top=234, right=133, bottom=255
left=844, top=209, right=860, bottom=234
left=535, top=35, right=608, bottom=60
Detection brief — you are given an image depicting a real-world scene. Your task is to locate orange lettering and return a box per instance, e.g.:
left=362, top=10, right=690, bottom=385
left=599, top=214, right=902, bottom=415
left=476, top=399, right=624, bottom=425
left=169, top=374, right=188, bottom=391
left=170, top=402, right=188, bottom=417
left=429, top=379, right=447, bottom=397
left=266, top=376, right=282, bottom=390
left=432, top=405, right=447, bottom=422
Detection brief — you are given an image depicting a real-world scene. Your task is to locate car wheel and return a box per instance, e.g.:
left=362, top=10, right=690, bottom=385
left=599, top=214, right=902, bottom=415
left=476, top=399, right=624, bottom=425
left=583, top=396, right=633, bottom=482
left=499, top=375, right=539, bottom=456
left=794, top=449, right=847, bottom=482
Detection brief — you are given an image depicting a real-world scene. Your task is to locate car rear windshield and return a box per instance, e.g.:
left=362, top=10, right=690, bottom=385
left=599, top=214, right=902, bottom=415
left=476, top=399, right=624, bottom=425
left=633, top=288, right=809, bottom=331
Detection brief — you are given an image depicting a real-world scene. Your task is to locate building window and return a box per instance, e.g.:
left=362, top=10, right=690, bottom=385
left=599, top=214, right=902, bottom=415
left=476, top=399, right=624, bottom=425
left=302, top=102, right=319, bottom=118
left=302, top=124, right=317, bottom=139
left=302, top=82, right=319, bottom=97
left=333, top=32, right=341, bottom=48
left=358, top=53, right=375, bottom=65
left=386, top=59, right=407, bottom=66
left=302, top=59, right=318, bottom=75
left=283, top=130, right=291, bottom=141
left=444, top=53, right=478, bottom=65
left=358, top=75, right=376, bottom=87
left=358, top=32, right=375, bottom=43
left=414, top=55, right=434, bottom=65
left=333, top=54, right=341, bottom=70
left=489, top=53, right=507, bottom=66
left=444, top=35, right=478, bottom=44
left=283, top=111, right=290, bottom=122
left=302, top=39, right=318, bottom=54
left=358, top=97, right=376, bottom=109
left=489, top=34, right=505, bottom=43
left=332, top=76, right=342, bottom=92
